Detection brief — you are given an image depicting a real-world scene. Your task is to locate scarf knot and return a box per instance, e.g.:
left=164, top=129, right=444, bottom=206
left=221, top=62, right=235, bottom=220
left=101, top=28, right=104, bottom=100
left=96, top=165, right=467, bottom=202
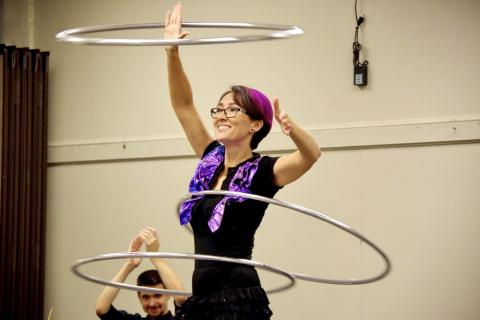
left=179, top=144, right=261, bottom=232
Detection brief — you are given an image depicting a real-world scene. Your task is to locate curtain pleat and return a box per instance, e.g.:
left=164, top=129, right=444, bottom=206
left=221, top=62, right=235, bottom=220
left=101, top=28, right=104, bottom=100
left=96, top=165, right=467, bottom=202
left=0, top=44, right=49, bottom=320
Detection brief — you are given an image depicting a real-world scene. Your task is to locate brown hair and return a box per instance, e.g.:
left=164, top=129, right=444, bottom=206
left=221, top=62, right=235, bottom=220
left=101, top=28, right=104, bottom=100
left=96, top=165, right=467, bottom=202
left=218, top=85, right=273, bottom=150
left=136, top=269, right=163, bottom=293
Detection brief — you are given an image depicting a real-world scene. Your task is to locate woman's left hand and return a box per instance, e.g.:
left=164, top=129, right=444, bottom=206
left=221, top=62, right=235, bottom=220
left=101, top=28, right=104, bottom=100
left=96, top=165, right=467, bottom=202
left=273, top=98, right=293, bottom=136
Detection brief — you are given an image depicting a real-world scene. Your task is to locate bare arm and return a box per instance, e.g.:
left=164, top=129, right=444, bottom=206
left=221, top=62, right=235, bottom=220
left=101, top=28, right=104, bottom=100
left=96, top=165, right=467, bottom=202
left=272, top=98, right=321, bottom=186
left=139, top=227, right=188, bottom=306
left=95, top=236, right=142, bottom=316
left=164, top=3, right=213, bottom=157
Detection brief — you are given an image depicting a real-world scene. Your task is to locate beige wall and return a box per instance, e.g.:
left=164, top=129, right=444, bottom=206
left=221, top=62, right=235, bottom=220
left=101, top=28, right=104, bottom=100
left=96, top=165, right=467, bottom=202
left=6, top=0, right=480, bottom=319
left=1, top=0, right=32, bottom=47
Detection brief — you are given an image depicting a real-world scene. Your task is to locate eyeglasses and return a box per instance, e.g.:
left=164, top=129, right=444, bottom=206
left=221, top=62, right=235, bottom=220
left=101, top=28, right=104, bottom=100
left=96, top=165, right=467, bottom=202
left=210, top=106, right=248, bottom=119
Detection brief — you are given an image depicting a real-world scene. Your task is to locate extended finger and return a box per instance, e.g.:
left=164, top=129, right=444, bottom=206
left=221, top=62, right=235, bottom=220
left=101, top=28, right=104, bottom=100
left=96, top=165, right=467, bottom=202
left=146, top=227, right=160, bottom=239
left=279, top=110, right=289, bottom=120
left=138, top=232, right=149, bottom=243
left=141, top=231, right=156, bottom=244
left=272, top=98, right=280, bottom=117
left=165, top=10, right=171, bottom=26
left=146, top=227, right=156, bottom=233
left=141, top=228, right=154, bottom=238
left=132, top=234, right=143, bottom=244
left=129, top=238, right=143, bottom=251
left=173, top=2, right=182, bottom=25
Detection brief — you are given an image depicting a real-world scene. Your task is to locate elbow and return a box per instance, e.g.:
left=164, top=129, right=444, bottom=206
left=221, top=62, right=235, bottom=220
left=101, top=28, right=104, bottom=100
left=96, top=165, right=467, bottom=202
left=175, top=296, right=189, bottom=307
left=314, top=146, right=322, bottom=161
left=299, top=146, right=321, bottom=169
left=309, top=146, right=322, bottom=164
left=95, top=304, right=108, bottom=316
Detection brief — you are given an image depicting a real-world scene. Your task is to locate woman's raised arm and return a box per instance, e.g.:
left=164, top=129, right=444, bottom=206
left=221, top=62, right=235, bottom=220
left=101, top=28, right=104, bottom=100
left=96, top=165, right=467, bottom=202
left=164, top=2, right=213, bottom=157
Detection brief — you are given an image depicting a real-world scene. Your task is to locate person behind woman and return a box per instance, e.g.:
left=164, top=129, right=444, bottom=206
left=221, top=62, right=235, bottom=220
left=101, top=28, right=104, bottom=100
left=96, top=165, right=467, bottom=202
left=164, top=3, right=321, bottom=319
left=95, top=227, right=186, bottom=319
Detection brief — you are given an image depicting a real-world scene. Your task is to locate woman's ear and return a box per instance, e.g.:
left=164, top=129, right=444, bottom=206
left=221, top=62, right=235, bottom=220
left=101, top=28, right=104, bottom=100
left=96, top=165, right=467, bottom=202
left=252, top=119, right=263, bottom=132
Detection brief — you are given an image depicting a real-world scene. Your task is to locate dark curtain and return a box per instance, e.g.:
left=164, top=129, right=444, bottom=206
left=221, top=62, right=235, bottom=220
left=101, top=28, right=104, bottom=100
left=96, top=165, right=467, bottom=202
left=0, top=44, right=49, bottom=320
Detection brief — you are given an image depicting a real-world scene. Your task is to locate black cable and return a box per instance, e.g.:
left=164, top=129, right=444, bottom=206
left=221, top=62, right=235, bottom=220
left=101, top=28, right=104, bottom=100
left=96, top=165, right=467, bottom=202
left=353, top=0, right=367, bottom=67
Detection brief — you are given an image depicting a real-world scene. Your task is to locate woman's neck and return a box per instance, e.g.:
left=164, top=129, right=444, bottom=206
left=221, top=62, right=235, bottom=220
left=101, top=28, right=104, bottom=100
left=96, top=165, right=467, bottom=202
left=223, top=143, right=253, bottom=168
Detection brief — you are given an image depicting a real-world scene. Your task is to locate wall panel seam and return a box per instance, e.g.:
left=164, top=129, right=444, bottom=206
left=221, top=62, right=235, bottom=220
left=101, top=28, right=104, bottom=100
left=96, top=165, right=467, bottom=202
left=47, top=117, right=480, bottom=165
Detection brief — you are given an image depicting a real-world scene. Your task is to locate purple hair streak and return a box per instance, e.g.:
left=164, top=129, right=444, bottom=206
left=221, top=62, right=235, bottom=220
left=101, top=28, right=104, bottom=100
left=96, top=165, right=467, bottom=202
left=246, top=87, right=273, bottom=132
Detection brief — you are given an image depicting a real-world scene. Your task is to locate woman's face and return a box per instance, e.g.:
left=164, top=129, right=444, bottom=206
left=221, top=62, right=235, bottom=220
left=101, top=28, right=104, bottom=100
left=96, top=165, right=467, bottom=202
left=213, top=92, right=261, bottom=147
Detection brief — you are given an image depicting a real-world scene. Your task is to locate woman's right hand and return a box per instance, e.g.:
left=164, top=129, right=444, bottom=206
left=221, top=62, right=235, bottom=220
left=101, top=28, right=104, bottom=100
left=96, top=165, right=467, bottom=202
left=164, top=2, right=189, bottom=51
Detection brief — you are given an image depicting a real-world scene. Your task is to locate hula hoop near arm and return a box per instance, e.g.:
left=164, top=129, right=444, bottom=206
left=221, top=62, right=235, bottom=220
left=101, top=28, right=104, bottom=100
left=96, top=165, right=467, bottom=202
left=55, top=22, right=304, bottom=46
left=72, top=251, right=296, bottom=295
left=176, top=190, right=392, bottom=285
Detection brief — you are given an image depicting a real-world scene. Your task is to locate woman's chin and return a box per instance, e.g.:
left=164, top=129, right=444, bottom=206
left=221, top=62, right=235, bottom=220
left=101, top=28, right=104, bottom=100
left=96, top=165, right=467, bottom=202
left=215, top=134, right=229, bottom=143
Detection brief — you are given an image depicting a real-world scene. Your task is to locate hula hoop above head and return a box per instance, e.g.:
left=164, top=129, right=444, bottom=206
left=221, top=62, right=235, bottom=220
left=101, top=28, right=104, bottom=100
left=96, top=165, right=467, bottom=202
left=176, top=190, right=392, bottom=285
left=55, top=22, right=304, bottom=46
left=72, top=251, right=296, bottom=296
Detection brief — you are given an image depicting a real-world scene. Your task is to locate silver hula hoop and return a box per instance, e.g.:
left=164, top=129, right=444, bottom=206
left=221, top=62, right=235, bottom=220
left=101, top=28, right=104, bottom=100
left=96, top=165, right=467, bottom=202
left=55, top=22, right=304, bottom=46
left=177, top=190, right=392, bottom=285
left=72, top=251, right=295, bottom=295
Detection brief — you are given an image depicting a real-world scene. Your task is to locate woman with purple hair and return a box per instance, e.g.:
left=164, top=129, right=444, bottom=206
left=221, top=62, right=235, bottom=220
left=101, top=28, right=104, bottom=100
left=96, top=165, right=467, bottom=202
left=164, top=3, right=321, bottom=320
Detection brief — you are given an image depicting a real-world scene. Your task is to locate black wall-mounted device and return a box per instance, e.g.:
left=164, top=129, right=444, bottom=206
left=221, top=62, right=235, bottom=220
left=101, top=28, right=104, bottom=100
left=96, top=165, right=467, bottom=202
left=353, top=0, right=368, bottom=87
left=354, top=63, right=368, bottom=86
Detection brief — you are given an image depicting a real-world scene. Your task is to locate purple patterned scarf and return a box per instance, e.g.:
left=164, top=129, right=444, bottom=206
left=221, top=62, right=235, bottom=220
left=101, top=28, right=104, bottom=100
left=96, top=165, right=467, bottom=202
left=179, top=143, right=261, bottom=232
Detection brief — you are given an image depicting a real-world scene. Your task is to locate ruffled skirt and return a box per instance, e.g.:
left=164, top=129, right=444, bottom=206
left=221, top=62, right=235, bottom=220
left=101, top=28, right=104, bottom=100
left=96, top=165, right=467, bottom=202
left=174, top=286, right=273, bottom=320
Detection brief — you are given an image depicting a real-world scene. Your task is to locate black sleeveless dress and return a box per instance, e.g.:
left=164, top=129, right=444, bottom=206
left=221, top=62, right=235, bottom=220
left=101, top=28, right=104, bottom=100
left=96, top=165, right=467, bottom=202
left=175, top=141, right=281, bottom=320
